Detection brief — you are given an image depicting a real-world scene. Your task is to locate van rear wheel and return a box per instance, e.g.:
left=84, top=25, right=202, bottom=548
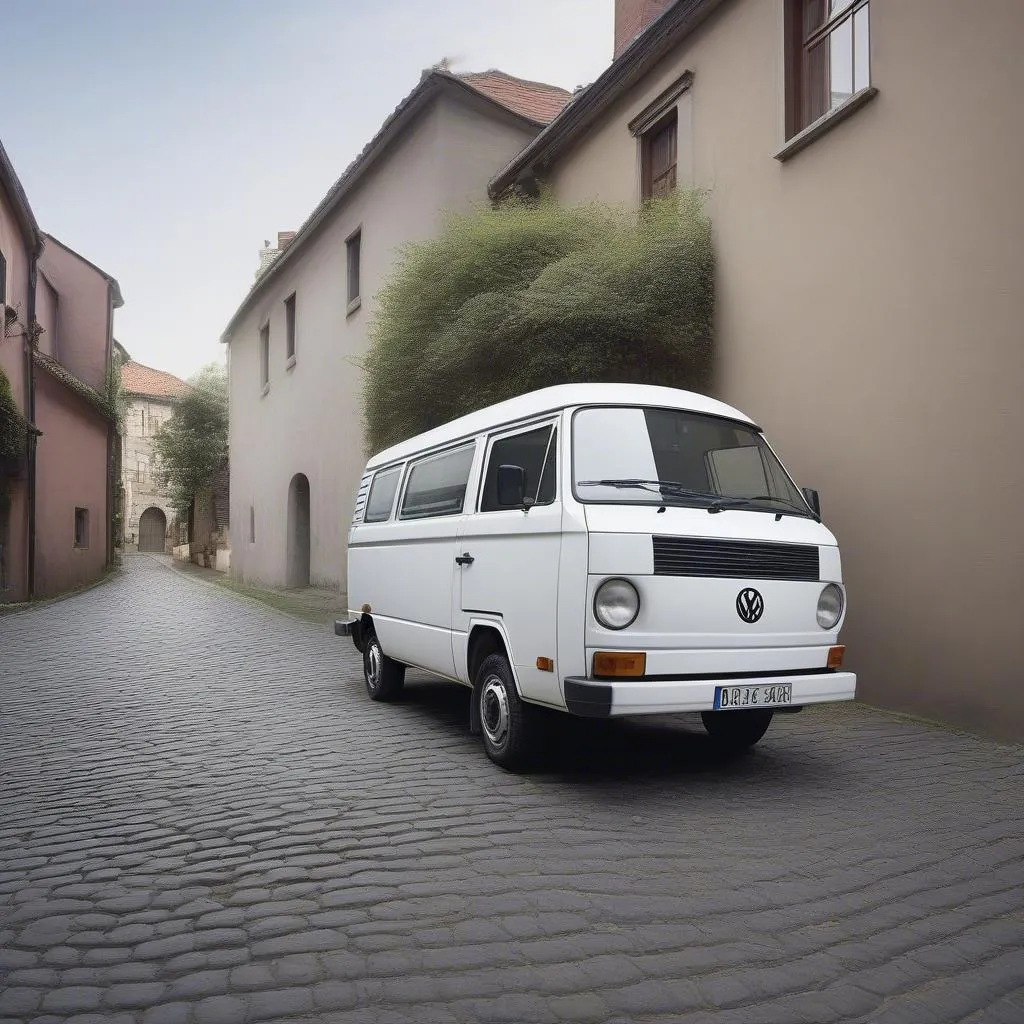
left=477, top=653, right=539, bottom=772
left=363, top=631, right=405, bottom=702
left=701, top=709, right=774, bottom=751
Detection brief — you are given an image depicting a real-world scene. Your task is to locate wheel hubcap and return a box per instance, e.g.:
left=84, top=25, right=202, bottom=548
left=480, top=675, right=510, bottom=747
left=367, top=644, right=383, bottom=690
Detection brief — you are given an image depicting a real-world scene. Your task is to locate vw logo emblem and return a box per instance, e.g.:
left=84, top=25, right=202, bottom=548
left=736, top=588, right=764, bottom=624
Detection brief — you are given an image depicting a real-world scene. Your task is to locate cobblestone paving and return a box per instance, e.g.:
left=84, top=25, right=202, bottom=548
left=1, top=554, right=1023, bottom=1023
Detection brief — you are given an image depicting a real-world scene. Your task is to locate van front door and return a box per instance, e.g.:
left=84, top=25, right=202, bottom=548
left=454, top=422, right=562, bottom=705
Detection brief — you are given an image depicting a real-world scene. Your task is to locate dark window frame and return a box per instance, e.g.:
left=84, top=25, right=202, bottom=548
left=74, top=507, right=89, bottom=548
left=785, top=0, right=871, bottom=141
left=631, top=71, right=692, bottom=203
left=284, top=293, right=296, bottom=363
left=641, top=109, right=678, bottom=201
left=0, top=250, right=7, bottom=309
left=346, top=229, right=362, bottom=314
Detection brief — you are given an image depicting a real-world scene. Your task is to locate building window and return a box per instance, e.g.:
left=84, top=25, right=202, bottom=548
left=259, top=323, right=270, bottom=390
left=346, top=230, right=361, bottom=312
left=786, top=0, right=870, bottom=139
left=249, top=505, right=256, bottom=543
left=0, top=251, right=7, bottom=308
left=74, top=508, right=89, bottom=548
left=285, top=293, right=296, bottom=362
left=641, top=111, right=677, bottom=200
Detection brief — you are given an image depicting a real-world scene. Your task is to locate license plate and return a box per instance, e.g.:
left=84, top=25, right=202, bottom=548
left=714, top=683, right=793, bottom=710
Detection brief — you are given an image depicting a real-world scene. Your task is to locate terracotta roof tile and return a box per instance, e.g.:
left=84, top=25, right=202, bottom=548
left=457, top=70, right=571, bottom=125
left=120, top=360, right=187, bottom=400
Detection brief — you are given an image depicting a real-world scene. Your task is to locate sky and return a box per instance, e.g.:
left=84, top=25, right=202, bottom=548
left=2, top=0, right=615, bottom=382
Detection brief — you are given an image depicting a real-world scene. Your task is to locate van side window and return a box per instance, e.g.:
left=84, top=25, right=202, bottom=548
left=400, top=445, right=475, bottom=519
left=364, top=466, right=402, bottom=523
left=481, top=425, right=557, bottom=512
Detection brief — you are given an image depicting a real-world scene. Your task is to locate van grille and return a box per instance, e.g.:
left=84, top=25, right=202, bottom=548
left=652, top=536, right=820, bottom=581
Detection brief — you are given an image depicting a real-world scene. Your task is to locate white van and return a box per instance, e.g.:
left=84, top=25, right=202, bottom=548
left=336, top=384, right=856, bottom=771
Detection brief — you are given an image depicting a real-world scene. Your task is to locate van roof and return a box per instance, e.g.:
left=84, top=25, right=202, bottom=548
left=367, top=383, right=756, bottom=468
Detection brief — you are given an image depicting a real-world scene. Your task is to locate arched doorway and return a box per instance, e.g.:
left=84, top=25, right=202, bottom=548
left=286, top=474, right=310, bottom=588
left=138, top=507, right=167, bottom=552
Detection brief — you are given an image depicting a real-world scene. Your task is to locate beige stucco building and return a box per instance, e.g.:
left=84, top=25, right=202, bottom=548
left=490, top=0, right=1024, bottom=740
left=221, top=68, right=570, bottom=591
left=119, top=359, right=187, bottom=552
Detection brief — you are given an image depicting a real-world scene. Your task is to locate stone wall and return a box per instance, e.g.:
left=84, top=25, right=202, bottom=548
left=121, top=396, right=176, bottom=551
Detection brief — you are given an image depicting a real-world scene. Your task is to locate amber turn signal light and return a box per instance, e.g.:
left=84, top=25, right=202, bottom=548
left=593, top=652, right=646, bottom=678
left=536, top=657, right=554, bottom=672
left=827, top=645, right=845, bottom=669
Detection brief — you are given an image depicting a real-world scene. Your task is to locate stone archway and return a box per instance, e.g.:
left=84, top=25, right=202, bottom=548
left=286, top=474, right=310, bottom=588
left=138, top=507, right=167, bottom=552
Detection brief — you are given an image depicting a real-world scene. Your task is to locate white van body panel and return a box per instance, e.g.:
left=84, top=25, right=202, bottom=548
left=554, top=502, right=590, bottom=705
left=455, top=501, right=563, bottom=703
left=582, top=504, right=839, bottom=547
left=348, top=514, right=461, bottom=679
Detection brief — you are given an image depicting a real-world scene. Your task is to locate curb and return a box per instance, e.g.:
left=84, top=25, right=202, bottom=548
left=0, top=562, right=124, bottom=618
left=149, top=553, right=343, bottom=630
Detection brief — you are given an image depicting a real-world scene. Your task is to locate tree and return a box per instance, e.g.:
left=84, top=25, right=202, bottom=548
left=152, top=362, right=228, bottom=519
left=362, top=190, right=715, bottom=454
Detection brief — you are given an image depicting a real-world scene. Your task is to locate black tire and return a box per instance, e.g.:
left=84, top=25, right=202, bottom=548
left=701, top=709, right=774, bottom=751
left=476, top=653, right=540, bottom=772
left=362, top=630, right=405, bottom=702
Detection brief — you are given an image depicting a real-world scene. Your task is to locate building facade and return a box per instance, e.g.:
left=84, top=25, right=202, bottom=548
left=490, top=0, right=1024, bottom=740
left=0, top=141, right=39, bottom=601
left=120, top=359, right=187, bottom=553
left=222, top=68, right=570, bottom=591
left=1, top=139, right=124, bottom=602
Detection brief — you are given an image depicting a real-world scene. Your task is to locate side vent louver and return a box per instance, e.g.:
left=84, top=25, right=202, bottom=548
left=352, top=475, right=371, bottom=525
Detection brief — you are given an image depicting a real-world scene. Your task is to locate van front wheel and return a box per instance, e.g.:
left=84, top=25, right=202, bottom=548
left=701, top=709, right=774, bottom=751
left=477, top=653, right=537, bottom=772
left=363, top=632, right=405, bottom=702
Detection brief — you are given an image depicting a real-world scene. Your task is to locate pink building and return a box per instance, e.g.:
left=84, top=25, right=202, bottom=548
left=0, top=139, right=123, bottom=602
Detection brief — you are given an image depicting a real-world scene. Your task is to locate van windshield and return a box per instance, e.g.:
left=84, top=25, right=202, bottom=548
left=573, top=406, right=812, bottom=516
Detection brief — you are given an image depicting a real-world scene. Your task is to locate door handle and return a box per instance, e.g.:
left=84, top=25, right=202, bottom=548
left=455, top=553, right=474, bottom=566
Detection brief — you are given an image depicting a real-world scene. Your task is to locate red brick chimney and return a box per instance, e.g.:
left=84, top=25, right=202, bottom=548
left=614, top=0, right=673, bottom=58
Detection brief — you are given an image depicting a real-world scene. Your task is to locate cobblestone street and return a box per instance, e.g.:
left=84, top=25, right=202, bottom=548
left=1, top=554, right=1022, bottom=1023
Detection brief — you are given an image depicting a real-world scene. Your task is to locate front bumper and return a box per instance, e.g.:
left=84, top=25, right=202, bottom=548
left=563, top=670, right=856, bottom=718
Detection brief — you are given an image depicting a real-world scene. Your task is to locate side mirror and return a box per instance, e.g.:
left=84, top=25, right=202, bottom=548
left=802, top=487, right=821, bottom=517
left=496, top=464, right=526, bottom=508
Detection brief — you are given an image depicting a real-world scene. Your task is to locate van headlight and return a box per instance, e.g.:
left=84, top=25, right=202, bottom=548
left=594, top=578, right=640, bottom=630
left=816, top=583, right=844, bottom=629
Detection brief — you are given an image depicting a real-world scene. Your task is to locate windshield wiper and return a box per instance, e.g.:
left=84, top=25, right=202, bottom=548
left=707, top=495, right=818, bottom=520
left=578, top=479, right=720, bottom=502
